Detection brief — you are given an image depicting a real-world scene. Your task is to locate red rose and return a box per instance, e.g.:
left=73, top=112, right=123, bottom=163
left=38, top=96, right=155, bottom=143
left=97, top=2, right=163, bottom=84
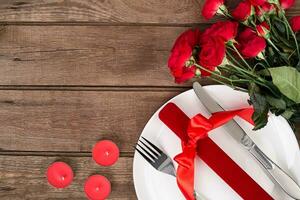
left=237, top=28, right=266, bottom=58
left=255, top=2, right=275, bottom=16
left=280, top=0, right=295, bottom=9
left=199, top=37, right=225, bottom=76
left=232, top=1, right=252, bottom=21
left=201, top=21, right=238, bottom=43
left=290, top=16, right=300, bottom=32
left=248, top=0, right=266, bottom=6
left=168, top=29, right=201, bottom=83
left=202, top=0, right=225, bottom=20
left=256, top=22, right=270, bottom=38
left=174, top=66, right=197, bottom=83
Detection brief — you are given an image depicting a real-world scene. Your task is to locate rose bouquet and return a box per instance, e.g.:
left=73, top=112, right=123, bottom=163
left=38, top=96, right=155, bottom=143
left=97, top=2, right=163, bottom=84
left=168, top=0, right=300, bottom=130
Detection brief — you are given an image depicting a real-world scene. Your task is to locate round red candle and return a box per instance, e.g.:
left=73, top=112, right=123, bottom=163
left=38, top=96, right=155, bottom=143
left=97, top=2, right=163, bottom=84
left=46, top=162, right=73, bottom=188
left=92, top=140, right=119, bottom=166
left=84, top=175, right=111, bottom=200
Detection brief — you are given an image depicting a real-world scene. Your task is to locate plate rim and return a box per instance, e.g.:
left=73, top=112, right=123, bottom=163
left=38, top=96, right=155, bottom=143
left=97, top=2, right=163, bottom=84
left=132, top=85, right=299, bottom=200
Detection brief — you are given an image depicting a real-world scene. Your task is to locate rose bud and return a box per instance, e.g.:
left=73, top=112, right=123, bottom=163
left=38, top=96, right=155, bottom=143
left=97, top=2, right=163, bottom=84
left=290, top=16, right=300, bottom=32
left=236, top=28, right=267, bottom=58
left=232, top=1, right=253, bottom=21
left=280, top=0, right=295, bottom=9
left=256, top=22, right=271, bottom=38
left=255, top=2, right=275, bottom=16
left=249, top=0, right=266, bottom=6
left=201, top=0, right=226, bottom=20
left=201, top=21, right=238, bottom=44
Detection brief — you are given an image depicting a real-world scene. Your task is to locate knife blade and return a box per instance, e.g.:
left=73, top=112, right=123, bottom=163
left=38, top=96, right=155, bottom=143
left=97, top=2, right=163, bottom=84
left=193, top=82, right=300, bottom=199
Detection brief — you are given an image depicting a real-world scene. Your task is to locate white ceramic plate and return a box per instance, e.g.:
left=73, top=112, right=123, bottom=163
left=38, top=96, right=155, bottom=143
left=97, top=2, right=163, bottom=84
left=133, top=85, right=300, bottom=200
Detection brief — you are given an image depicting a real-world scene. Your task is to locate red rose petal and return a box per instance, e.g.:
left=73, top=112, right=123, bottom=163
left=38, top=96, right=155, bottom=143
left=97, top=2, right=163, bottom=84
left=237, top=28, right=266, bottom=58
left=201, top=0, right=224, bottom=20
left=280, top=0, right=295, bottom=9
left=290, top=16, right=300, bottom=32
left=232, top=1, right=252, bottom=21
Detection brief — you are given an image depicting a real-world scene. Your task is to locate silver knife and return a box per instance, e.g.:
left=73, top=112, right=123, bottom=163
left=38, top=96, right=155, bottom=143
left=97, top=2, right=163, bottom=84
left=193, top=82, right=300, bottom=200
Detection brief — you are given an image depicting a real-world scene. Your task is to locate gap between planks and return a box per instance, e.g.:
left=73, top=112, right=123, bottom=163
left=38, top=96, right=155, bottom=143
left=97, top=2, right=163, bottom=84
left=0, top=150, right=133, bottom=157
left=0, top=85, right=191, bottom=91
left=0, top=21, right=209, bottom=27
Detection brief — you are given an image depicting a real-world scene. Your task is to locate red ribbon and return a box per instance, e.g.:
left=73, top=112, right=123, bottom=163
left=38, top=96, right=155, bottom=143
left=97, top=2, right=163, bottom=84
left=159, top=103, right=273, bottom=200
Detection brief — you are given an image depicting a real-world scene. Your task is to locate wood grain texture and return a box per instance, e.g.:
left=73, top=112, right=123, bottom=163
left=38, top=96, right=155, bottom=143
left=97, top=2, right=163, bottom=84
left=0, top=0, right=299, bottom=23
left=0, top=0, right=203, bottom=24
left=0, top=25, right=212, bottom=86
left=0, top=90, right=180, bottom=152
left=0, top=156, right=136, bottom=200
left=0, top=1, right=299, bottom=199
left=0, top=89, right=298, bottom=153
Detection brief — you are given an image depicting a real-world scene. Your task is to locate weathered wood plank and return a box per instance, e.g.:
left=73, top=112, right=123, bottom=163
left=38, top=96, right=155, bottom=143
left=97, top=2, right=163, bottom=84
left=0, top=0, right=204, bottom=24
left=0, top=25, right=211, bottom=86
left=0, top=89, right=298, bottom=153
left=0, top=90, right=180, bottom=152
left=0, top=0, right=299, bottom=23
left=0, top=156, right=136, bottom=200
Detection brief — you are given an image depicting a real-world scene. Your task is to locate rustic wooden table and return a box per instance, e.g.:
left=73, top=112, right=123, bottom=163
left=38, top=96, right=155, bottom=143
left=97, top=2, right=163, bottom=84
left=0, top=0, right=299, bottom=199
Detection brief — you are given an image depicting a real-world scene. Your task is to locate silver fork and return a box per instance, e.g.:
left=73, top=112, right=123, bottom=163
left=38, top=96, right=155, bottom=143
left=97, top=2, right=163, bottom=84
left=135, top=136, right=208, bottom=200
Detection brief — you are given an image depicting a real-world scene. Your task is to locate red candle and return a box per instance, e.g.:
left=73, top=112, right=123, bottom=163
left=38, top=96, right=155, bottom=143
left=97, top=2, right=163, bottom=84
left=46, top=162, right=73, bottom=188
left=84, top=175, right=111, bottom=200
left=92, top=140, right=119, bottom=166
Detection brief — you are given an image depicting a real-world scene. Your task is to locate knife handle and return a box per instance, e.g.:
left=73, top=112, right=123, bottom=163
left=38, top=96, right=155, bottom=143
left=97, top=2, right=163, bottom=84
left=250, top=145, right=300, bottom=199
left=249, top=145, right=273, bottom=170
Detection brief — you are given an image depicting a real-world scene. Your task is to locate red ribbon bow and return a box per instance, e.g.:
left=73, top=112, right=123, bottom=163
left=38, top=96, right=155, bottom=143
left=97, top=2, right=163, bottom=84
left=159, top=103, right=273, bottom=200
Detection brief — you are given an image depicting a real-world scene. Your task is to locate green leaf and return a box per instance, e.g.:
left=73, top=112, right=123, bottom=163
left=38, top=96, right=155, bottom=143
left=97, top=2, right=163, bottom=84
left=267, top=0, right=279, bottom=5
left=251, top=96, right=269, bottom=130
left=266, top=95, right=286, bottom=110
left=281, top=109, right=295, bottom=119
left=290, top=108, right=300, bottom=122
left=257, top=69, right=271, bottom=76
left=248, top=83, right=269, bottom=130
left=269, top=66, right=300, bottom=103
left=296, top=62, right=300, bottom=72
left=273, top=19, right=286, bottom=34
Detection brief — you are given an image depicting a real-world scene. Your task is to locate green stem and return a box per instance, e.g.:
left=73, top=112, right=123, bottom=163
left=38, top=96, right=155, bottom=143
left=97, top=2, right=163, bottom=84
left=219, top=64, right=252, bottom=80
left=226, top=50, right=243, bottom=67
left=267, top=38, right=280, bottom=52
left=230, top=44, right=252, bottom=70
left=194, top=63, right=233, bottom=82
left=218, top=6, right=233, bottom=19
left=208, top=76, right=248, bottom=92
left=225, top=52, right=258, bottom=79
left=208, top=76, right=233, bottom=87
left=259, top=53, right=271, bottom=68
left=263, top=59, right=271, bottom=68
left=281, top=11, right=300, bottom=63
left=288, top=49, right=297, bottom=60
left=231, top=79, right=250, bottom=83
left=258, top=6, right=272, bottom=25
left=267, top=38, right=290, bottom=65
left=219, top=62, right=270, bottom=90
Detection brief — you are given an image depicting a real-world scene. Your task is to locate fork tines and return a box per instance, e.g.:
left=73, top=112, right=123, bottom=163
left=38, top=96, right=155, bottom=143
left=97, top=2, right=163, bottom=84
left=135, top=137, right=162, bottom=164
